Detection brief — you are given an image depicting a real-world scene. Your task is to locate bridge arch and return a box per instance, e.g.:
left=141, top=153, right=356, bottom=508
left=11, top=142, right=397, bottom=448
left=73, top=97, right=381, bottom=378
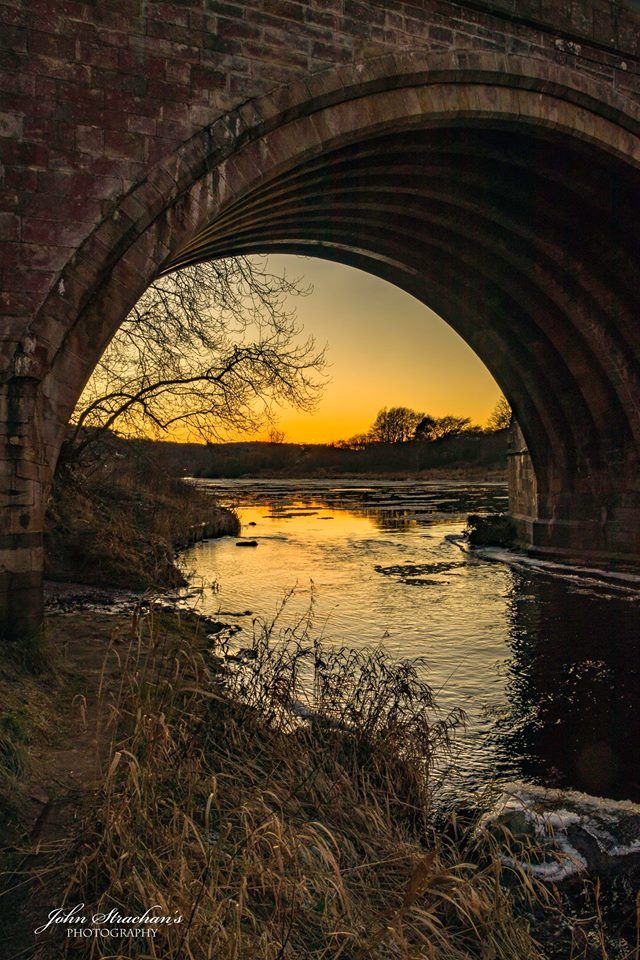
left=7, top=51, right=640, bottom=633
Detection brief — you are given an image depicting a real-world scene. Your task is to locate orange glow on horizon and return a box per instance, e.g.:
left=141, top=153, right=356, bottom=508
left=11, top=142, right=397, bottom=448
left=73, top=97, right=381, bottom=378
left=162, top=255, right=502, bottom=446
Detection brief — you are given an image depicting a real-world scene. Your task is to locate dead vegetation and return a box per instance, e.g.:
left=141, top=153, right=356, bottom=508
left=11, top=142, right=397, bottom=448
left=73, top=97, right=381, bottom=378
left=23, top=603, right=551, bottom=959
left=45, top=454, right=239, bottom=590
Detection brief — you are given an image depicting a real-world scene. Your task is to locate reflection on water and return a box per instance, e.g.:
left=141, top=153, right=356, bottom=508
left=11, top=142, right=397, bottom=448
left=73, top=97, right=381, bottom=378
left=500, top=577, right=640, bottom=800
left=183, top=479, right=640, bottom=802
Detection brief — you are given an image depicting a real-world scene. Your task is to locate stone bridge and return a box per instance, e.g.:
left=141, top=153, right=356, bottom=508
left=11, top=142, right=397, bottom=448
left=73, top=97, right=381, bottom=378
left=2, top=0, right=640, bottom=636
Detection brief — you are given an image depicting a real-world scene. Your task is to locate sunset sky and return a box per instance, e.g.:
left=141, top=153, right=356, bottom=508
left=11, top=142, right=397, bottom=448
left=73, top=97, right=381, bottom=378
left=260, top=255, right=501, bottom=444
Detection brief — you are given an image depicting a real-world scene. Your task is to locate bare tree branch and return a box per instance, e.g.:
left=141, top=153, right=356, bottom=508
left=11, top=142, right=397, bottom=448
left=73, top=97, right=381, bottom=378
left=66, top=257, right=327, bottom=462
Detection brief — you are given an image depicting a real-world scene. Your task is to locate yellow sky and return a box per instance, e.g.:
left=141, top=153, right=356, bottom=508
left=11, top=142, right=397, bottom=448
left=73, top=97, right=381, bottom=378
left=257, top=255, right=501, bottom=444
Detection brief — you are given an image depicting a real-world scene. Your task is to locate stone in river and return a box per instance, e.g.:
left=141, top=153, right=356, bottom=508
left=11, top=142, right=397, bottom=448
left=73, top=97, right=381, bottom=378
left=479, top=782, right=640, bottom=883
left=236, top=540, right=258, bottom=547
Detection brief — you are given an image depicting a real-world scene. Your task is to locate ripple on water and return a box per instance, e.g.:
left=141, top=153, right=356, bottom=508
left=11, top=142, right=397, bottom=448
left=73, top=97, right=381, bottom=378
left=183, top=478, right=640, bottom=805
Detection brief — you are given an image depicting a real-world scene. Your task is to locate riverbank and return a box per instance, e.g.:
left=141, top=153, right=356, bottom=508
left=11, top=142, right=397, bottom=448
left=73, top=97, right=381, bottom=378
left=251, top=464, right=507, bottom=482
left=45, top=463, right=239, bottom=590
left=186, top=432, right=508, bottom=477
left=1, top=602, right=556, bottom=959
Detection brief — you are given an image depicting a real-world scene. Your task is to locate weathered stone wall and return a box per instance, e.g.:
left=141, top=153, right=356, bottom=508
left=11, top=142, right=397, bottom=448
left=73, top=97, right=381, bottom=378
left=508, top=420, right=538, bottom=545
left=2, top=0, right=640, bottom=362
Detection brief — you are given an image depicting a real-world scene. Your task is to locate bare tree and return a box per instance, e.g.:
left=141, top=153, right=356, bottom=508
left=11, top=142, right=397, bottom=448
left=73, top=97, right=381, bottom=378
left=67, top=258, right=326, bottom=462
left=368, top=406, right=425, bottom=445
left=486, top=395, right=512, bottom=432
left=267, top=427, right=286, bottom=444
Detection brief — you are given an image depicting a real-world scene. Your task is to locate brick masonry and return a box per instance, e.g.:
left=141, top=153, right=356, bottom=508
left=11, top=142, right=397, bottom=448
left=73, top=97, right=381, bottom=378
left=1, top=0, right=640, bottom=352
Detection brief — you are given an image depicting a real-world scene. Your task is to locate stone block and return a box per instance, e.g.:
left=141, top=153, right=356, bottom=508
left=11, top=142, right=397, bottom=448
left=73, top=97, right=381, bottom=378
left=76, top=124, right=105, bottom=155
left=104, top=128, right=146, bottom=161
left=0, top=213, right=20, bottom=241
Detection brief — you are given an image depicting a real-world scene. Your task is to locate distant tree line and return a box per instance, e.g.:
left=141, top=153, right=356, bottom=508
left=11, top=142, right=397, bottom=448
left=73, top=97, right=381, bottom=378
left=336, top=398, right=511, bottom=451
left=62, top=247, right=513, bottom=471
left=96, top=428, right=509, bottom=479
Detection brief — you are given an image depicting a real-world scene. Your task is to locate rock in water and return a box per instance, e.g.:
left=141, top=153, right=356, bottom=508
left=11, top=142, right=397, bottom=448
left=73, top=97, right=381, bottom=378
left=236, top=540, right=258, bottom=547
left=479, top=782, right=640, bottom=883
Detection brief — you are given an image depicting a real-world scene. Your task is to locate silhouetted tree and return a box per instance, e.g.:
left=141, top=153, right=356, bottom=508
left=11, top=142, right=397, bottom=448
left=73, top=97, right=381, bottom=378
left=415, top=414, right=473, bottom=441
left=369, top=406, right=425, bottom=444
left=334, top=433, right=371, bottom=451
left=66, top=258, right=326, bottom=462
left=486, top=395, right=512, bottom=432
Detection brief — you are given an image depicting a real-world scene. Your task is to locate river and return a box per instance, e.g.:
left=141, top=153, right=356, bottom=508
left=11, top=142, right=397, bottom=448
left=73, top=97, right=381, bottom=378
left=182, top=478, right=640, bottom=804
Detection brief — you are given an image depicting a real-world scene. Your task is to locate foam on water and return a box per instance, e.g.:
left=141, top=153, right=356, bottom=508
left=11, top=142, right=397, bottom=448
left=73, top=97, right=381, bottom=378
left=481, top=782, right=640, bottom=882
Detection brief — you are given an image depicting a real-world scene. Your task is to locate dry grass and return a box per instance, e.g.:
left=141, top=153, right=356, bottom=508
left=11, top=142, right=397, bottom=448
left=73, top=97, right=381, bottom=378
left=45, top=463, right=239, bottom=590
left=0, top=647, right=60, bottom=834
left=29, top=601, right=551, bottom=960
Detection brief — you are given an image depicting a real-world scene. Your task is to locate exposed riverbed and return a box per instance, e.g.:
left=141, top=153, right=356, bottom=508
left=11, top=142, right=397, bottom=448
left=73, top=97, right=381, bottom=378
left=183, top=478, right=640, bottom=805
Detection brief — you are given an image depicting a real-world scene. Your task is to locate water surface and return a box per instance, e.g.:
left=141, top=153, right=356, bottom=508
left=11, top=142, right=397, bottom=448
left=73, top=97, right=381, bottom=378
left=183, top=479, right=640, bottom=802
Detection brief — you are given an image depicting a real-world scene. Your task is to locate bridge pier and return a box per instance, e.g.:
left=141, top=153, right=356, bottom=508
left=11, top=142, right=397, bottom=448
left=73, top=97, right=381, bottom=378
left=508, top=422, right=640, bottom=568
left=507, top=422, right=539, bottom=550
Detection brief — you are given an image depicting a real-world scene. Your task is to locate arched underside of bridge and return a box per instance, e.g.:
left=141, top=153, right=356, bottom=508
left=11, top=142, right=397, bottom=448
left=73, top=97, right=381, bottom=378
left=5, top=53, right=640, bottom=635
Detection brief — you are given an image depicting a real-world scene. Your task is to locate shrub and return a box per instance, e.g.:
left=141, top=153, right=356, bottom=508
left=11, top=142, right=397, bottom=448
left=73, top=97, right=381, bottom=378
left=466, top=513, right=517, bottom=548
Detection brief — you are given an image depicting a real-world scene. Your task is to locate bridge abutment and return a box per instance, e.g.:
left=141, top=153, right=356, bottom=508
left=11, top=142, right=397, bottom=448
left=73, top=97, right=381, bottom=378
left=508, top=422, right=640, bottom=567
left=507, top=421, right=538, bottom=549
